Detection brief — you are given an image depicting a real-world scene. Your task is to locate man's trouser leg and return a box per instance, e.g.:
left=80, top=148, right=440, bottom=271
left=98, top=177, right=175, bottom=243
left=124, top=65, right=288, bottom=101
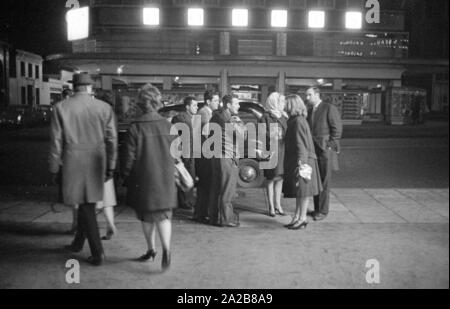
left=218, top=159, right=239, bottom=226
left=208, top=158, right=221, bottom=225
left=76, top=203, right=104, bottom=258
left=194, top=158, right=211, bottom=219
left=314, top=150, right=332, bottom=216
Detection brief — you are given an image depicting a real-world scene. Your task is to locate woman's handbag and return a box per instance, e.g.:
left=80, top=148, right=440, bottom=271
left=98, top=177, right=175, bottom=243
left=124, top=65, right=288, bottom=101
left=174, top=160, right=194, bottom=192
left=295, top=162, right=313, bottom=185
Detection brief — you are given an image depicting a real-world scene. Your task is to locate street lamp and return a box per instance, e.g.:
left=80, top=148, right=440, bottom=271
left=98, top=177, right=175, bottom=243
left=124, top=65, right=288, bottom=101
left=188, top=8, right=204, bottom=26
left=346, top=11, right=363, bottom=29
left=232, top=9, right=248, bottom=27
left=271, top=10, right=287, bottom=28
left=143, top=7, right=160, bottom=26
left=66, top=7, right=89, bottom=41
left=308, top=11, right=325, bottom=29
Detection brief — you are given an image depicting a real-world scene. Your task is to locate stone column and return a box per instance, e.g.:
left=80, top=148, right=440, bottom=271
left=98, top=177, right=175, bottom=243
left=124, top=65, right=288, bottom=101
left=220, top=69, right=229, bottom=97
left=277, top=71, right=286, bottom=94
left=220, top=32, right=231, bottom=56
left=276, top=33, right=287, bottom=56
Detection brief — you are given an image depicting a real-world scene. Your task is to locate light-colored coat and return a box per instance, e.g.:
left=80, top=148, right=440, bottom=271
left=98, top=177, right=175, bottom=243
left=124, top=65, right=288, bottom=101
left=49, top=92, right=118, bottom=205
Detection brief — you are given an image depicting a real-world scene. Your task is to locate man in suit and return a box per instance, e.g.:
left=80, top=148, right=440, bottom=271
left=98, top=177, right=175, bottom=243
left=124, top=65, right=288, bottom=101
left=172, top=97, right=199, bottom=210
left=193, top=91, right=220, bottom=223
left=49, top=73, right=118, bottom=266
left=306, top=87, right=343, bottom=221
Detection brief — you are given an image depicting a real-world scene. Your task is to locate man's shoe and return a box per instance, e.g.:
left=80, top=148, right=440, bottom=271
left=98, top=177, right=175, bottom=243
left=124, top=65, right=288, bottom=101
left=223, top=222, right=240, bottom=228
left=64, top=244, right=83, bottom=253
left=87, top=254, right=105, bottom=266
left=307, top=210, right=316, bottom=217
left=313, top=213, right=328, bottom=222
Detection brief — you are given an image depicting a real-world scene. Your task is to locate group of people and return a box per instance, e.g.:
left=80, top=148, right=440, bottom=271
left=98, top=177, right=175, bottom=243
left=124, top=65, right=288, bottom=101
left=49, top=72, right=342, bottom=269
left=180, top=87, right=343, bottom=231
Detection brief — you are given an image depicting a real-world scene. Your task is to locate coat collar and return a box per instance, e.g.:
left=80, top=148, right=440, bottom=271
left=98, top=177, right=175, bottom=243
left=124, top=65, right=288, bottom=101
left=135, top=112, right=165, bottom=123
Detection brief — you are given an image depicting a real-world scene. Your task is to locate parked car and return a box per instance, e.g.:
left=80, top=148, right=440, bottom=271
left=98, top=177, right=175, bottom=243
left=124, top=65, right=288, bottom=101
left=0, top=105, right=53, bottom=129
left=158, top=101, right=268, bottom=188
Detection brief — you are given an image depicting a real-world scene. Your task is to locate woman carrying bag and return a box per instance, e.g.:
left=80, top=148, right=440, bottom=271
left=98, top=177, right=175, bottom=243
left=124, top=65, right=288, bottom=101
left=283, top=95, right=323, bottom=230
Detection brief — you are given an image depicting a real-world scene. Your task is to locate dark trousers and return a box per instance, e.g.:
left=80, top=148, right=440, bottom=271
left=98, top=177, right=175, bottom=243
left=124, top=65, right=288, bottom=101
left=194, top=157, right=212, bottom=220
left=209, top=158, right=239, bottom=226
left=72, top=203, right=104, bottom=258
left=314, top=150, right=333, bottom=216
left=177, top=158, right=196, bottom=208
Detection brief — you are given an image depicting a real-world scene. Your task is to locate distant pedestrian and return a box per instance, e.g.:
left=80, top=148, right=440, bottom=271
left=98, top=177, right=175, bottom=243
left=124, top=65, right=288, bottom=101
left=259, top=92, right=288, bottom=217
left=49, top=73, right=118, bottom=266
left=193, top=91, right=220, bottom=223
left=283, top=95, right=322, bottom=230
left=172, top=97, right=199, bottom=210
left=306, top=87, right=343, bottom=222
left=122, top=84, right=177, bottom=271
left=411, top=95, right=422, bottom=126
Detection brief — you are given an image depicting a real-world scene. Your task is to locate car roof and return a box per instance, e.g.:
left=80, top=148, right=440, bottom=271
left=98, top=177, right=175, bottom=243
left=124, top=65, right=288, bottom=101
left=158, top=101, right=265, bottom=114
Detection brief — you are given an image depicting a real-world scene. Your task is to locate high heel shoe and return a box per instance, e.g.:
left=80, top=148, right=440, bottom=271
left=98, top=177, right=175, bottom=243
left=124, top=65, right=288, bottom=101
left=289, top=220, right=308, bottom=230
left=284, top=218, right=300, bottom=228
left=162, top=250, right=171, bottom=271
left=275, top=209, right=287, bottom=216
left=136, top=249, right=157, bottom=262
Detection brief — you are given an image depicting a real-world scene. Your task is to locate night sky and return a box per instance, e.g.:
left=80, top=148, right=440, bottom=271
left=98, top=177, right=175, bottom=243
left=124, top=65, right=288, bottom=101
left=1, top=0, right=75, bottom=56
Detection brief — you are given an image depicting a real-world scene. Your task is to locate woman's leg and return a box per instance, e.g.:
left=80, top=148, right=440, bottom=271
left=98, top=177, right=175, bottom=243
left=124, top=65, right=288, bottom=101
left=266, top=180, right=275, bottom=215
left=274, top=179, right=285, bottom=214
left=157, top=219, right=172, bottom=270
left=299, top=197, right=310, bottom=222
left=142, top=222, right=156, bottom=253
left=156, top=219, right=172, bottom=253
left=103, top=206, right=117, bottom=235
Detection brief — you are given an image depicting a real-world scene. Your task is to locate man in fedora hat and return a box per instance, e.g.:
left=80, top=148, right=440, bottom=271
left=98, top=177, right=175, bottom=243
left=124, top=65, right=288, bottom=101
left=49, top=72, right=118, bottom=266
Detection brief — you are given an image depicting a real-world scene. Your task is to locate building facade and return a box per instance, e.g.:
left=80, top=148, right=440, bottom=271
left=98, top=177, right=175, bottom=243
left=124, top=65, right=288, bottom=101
left=9, top=50, right=44, bottom=106
left=0, top=41, right=10, bottom=109
left=47, top=0, right=448, bottom=124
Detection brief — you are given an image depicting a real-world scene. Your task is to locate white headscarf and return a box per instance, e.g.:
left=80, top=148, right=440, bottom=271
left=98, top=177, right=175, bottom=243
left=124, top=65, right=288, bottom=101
left=266, top=92, right=288, bottom=119
left=266, top=92, right=282, bottom=119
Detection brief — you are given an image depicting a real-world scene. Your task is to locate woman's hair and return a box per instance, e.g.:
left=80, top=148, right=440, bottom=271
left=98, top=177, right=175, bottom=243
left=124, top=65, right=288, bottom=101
left=286, top=94, right=308, bottom=117
left=138, top=83, right=162, bottom=113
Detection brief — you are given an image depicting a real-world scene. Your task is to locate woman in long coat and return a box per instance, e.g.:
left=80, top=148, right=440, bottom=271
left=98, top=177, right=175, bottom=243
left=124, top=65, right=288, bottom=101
left=122, top=84, right=177, bottom=271
left=283, top=95, right=322, bottom=230
left=259, top=92, right=288, bottom=217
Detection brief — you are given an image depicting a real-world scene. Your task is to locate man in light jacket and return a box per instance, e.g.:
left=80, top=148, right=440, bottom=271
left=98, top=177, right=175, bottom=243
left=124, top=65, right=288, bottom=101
left=49, top=73, right=118, bottom=266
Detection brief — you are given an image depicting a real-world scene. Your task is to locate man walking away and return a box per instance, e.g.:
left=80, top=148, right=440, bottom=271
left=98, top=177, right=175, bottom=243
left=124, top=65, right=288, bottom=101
left=49, top=73, right=118, bottom=266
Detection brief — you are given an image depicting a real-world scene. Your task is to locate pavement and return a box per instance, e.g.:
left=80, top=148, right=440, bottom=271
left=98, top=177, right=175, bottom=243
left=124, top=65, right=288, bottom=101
left=0, top=186, right=448, bottom=289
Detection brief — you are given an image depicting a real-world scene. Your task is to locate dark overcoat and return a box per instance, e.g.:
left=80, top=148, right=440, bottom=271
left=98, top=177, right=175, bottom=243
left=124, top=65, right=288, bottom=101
left=49, top=92, right=118, bottom=205
left=259, top=112, right=287, bottom=179
left=283, top=116, right=322, bottom=198
left=307, top=102, right=343, bottom=171
left=122, top=112, right=178, bottom=212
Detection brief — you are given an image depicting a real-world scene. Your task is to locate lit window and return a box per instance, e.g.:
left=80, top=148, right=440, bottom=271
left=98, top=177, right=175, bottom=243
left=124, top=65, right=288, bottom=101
left=271, top=10, right=287, bottom=28
left=346, top=11, right=362, bottom=29
left=232, top=9, right=248, bottom=27
left=66, top=7, right=89, bottom=41
left=143, top=8, right=160, bottom=26
left=308, top=11, right=325, bottom=28
left=188, top=8, right=204, bottom=26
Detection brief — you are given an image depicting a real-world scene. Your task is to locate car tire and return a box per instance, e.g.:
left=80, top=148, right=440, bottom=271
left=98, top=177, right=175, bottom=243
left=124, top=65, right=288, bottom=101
left=238, top=159, right=265, bottom=188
